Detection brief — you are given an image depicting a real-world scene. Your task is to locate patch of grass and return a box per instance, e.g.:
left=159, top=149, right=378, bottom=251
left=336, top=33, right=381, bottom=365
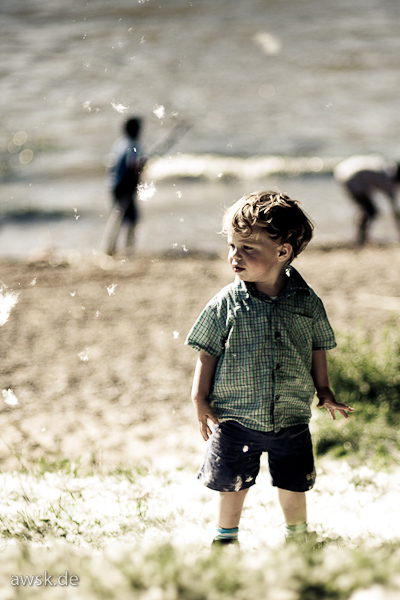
left=33, top=457, right=82, bottom=477
left=110, top=464, right=151, bottom=483
left=329, top=326, right=400, bottom=421
left=0, top=459, right=398, bottom=597
left=0, top=467, right=187, bottom=550
left=316, top=325, right=400, bottom=465
left=1, top=541, right=400, bottom=599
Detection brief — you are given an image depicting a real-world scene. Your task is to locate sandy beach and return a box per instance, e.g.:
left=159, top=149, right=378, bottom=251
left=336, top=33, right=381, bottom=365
left=1, top=243, right=400, bottom=473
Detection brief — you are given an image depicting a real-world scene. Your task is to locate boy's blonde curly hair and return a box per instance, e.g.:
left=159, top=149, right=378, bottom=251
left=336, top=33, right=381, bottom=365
left=222, top=190, right=314, bottom=261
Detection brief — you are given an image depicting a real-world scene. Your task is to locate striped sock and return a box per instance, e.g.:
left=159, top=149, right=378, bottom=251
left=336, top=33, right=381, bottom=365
left=215, top=527, right=239, bottom=541
left=285, top=522, right=307, bottom=539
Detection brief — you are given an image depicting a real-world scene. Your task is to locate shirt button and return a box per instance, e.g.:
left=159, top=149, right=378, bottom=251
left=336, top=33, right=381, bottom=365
left=276, top=363, right=281, bottom=370
left=275, top=395, right=280, bottom=401
left=274, top=331, right=281, bottom=339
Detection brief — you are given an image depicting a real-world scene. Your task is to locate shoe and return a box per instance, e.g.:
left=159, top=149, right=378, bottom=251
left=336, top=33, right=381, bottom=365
left=211, top=537, right=239, bottom=547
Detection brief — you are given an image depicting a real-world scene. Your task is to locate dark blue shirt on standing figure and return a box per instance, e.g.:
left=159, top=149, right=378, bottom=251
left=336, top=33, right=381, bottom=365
left=102, top=117, right=146, bottom=256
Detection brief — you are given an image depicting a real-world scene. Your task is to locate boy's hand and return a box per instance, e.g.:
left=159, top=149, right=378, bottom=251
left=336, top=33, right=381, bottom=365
left=316, top=388, right=354, bottom=420
left=194, top=397, right=219, bottom=441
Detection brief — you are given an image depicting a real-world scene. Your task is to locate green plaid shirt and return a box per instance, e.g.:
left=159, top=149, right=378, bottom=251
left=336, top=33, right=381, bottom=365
left=185, top=267, right=336, bottom=433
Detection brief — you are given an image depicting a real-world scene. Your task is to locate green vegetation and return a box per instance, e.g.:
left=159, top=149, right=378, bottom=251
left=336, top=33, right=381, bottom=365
left=0, top=457, right=398, bottom=598
left=1, top=326, right=400, bottom=598
left=1, top=540, right=400, bottom=599
left=316, top=325, right=400, bottom=465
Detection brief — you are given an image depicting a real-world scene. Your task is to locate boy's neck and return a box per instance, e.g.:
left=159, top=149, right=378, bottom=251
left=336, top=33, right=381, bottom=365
left=253, top=268, right=288, bottom=297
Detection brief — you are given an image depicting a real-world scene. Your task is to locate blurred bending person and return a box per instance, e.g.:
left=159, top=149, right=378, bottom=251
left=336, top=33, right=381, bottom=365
left=334, top=155, right=400, bottom=245
left=102, top=117, right=146, bottom=256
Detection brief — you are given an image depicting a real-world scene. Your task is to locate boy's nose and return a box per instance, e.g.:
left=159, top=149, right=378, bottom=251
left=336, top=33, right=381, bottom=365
left=231, top=248, right=242, bottom=261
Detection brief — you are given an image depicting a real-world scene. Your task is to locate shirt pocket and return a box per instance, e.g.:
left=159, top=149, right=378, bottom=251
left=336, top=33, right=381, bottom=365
left=217, top=340, right=267, bottom=392
left=223, top=316, right=267, bottom=351
left=215, top=344, right=255, bottom=394
left=223, top=341, right=255, bottom=366
left=216, top=319, right=269, bottom=390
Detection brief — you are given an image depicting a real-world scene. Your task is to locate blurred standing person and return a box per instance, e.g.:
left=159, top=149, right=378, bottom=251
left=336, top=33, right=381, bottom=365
left=102, top=117, right=146, bottom=256
left=334, top=155, right=400, bottom=245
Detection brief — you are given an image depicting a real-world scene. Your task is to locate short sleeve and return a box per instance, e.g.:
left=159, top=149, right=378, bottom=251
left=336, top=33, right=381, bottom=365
left=185, top=303, right=226, bottom=358
left=312, top=296, right=336, bottom=351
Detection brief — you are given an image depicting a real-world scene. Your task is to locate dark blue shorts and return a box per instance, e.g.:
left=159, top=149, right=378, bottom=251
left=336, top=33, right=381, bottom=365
left=198, top=421, right=316, bottom=493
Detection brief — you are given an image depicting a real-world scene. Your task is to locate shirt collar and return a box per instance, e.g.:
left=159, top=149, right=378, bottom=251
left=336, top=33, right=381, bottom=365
left=232, top=266, right=310, bottom=304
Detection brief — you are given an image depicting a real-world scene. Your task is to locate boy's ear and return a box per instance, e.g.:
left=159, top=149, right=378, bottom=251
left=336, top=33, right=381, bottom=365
left=277, top=243, right=293, bottom=262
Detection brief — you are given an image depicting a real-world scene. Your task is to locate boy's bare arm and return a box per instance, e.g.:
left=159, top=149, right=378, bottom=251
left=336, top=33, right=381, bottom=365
left=191, top=350, right=219, bottom=441
left=311, top=349, right=354, bottom=420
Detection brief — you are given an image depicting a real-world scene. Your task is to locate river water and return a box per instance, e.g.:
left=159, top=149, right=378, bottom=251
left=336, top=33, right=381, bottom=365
left=1, top=0, right=400, bottom=257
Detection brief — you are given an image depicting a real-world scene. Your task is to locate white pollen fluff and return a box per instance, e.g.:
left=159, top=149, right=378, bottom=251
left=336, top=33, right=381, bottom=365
left=253, top=31, right=282, bottom=55
left=111, top=100, right=128, bottom=114
left=0, top=285, right=19, bottom=326
left=234, top=476, right=243, bottom=491
left=2, top=389, right=19, bottom=406
left=106, top=284, right=118, bottom=296
left=137, top=181, right=156, bottom=202
left=153, top=104, right=165, bottom=119
left=78, top=349, right=89, bottom=362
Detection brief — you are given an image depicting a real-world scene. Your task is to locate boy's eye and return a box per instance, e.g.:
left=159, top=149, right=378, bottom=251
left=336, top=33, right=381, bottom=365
left=243, top=245, right=253, bottom=251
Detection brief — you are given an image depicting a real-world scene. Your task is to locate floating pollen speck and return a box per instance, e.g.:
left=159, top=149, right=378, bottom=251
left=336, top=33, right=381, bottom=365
left=137, top=181, right=156, bottom=202
left=2, top=389, right=19, bottom=406
left=106, top=284, right=118, bottom=296
left=153, top=104, right=165, bottom=119
left=173, top=331, right=180, bottom=339
left=78, top=349, right=89, bottom=362
left=0, top=285, right=19, bottom=327
left=111, top=100, right=129, bottom=114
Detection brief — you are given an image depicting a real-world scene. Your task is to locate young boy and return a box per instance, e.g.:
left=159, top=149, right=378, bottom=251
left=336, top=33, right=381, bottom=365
left=185, top=191, right=353, bottom=546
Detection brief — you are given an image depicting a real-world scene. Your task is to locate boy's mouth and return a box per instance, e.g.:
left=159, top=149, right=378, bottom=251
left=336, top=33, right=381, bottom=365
left=232, top=264, right=245, bottom=273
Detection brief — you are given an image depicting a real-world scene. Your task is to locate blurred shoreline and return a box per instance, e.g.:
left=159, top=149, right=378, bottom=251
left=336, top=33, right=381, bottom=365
left=1, top=177, right=399, bottom=260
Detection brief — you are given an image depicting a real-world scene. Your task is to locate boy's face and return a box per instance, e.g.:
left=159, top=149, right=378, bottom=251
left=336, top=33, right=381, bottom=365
left=227, top=227, right=290, bottom=289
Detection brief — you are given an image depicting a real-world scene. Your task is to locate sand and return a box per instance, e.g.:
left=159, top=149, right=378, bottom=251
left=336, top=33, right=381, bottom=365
left=1, top=244, right=400, bottom=472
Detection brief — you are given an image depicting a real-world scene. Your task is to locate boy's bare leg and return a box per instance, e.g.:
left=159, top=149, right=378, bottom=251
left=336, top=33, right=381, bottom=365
left=277, top=488, right=306, bottom=526
left=217, top=489, right=249, bottom=529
